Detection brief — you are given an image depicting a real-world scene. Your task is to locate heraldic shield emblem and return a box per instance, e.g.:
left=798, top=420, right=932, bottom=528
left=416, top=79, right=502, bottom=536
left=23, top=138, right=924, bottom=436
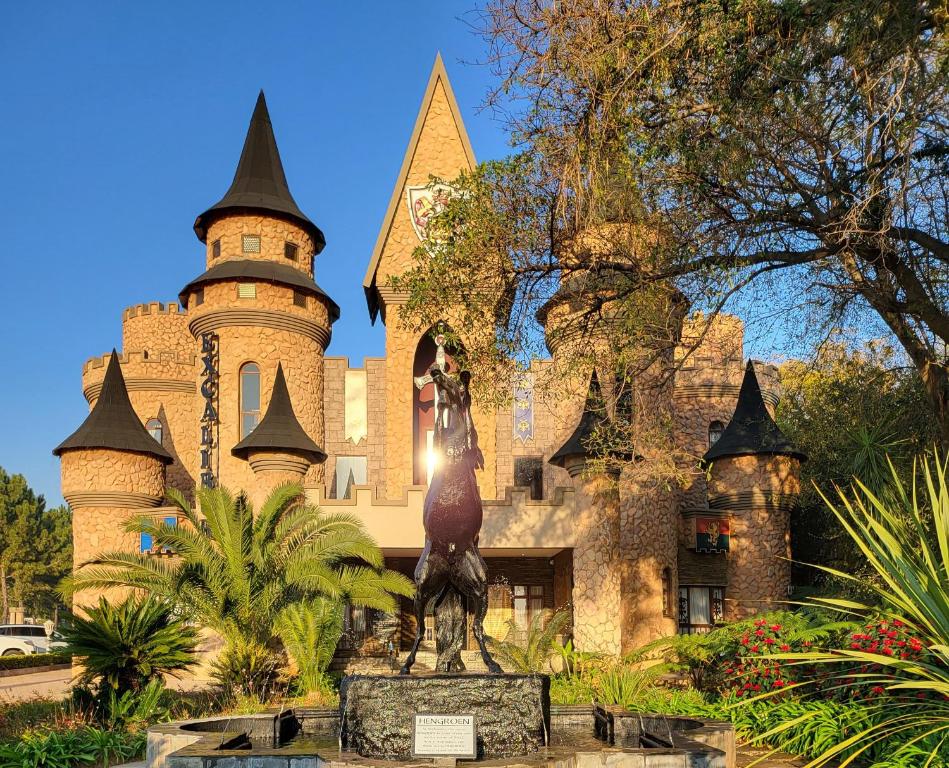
left=406, top=183, right=456, bottom=242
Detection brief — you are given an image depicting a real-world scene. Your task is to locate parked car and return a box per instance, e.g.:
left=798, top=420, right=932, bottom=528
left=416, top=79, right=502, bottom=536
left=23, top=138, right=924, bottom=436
left=0, top=624, right=65, bottom=655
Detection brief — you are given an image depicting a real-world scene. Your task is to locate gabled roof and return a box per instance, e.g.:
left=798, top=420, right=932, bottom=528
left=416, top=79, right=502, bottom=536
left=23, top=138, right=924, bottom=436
left=54, top=351, right=172, bottom=462
left=193, top=91, right=325, bottom=252
left=178, top=259, right=340, bottom=322
left=549, top=370, right=634, bottom=467
left=703, top=361, right=806, bottom=463
left=362, top=53, right=477, bottom=323
left=232, top=363, right=326, bottom=464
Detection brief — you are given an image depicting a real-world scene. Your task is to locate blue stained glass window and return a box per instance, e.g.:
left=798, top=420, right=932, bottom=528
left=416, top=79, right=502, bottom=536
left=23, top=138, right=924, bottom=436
left=139, top=533, right=153, bottom=553
left=163, top=516, right=177, bottom=528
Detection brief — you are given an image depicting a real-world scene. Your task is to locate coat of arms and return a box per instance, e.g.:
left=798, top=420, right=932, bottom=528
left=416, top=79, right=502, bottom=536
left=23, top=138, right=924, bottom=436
left=406, top=183, right=456, bottom=242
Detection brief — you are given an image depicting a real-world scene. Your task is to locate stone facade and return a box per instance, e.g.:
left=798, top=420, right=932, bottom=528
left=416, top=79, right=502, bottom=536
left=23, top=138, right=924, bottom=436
left=59, top=57, right=803, bottom=660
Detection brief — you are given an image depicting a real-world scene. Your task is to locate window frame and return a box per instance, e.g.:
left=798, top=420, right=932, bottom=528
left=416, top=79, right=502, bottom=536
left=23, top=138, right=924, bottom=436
left=514, top=456, right=544, bottom=500
left=284, top=241, right=298, bottom=261
left=145, top=418, right=162, bottom=444
left=211, top=239, right=221, bottom=259
left=708, top=420, right=725, bottom=447
left=239, top=362, right=262, bottom=439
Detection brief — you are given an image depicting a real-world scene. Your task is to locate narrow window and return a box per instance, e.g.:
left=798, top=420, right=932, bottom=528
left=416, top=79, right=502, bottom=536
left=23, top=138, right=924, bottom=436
left=146, top=418, right=162, bottom=444
left=139, top=532, right=153, bottom=554
left=237, top=283, right=256, bottom=299
left=211, top=239, right=221, bottom=258
left=239, top=363, right=261, bottom=438
left=293, top=290, right=307, bottom=308
left=284, top=241, right=298, bottom=261
left=661, top=568, right=673, bottom=617
left=242, top=234, right=261, bottom=253
left=514, top=457, right=544, bottom=500
left=708, top=420, right=725, bottom=447
left=193, top=288, right=204, bottom=307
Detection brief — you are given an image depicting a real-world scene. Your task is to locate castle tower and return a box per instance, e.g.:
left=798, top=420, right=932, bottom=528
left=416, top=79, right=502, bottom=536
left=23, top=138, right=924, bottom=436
left=538, top=224, right=685, bottom=651
left=362, top=55, right=498, bottom=499
left=704, top=361, right=806, bottom=620
left=549, top=371, right=627, bottom=654
left=232, top=363, right=326, bottom=508
left=182, top=91, right=339, bottom=494
left=54, top=351, right=172, bottom=608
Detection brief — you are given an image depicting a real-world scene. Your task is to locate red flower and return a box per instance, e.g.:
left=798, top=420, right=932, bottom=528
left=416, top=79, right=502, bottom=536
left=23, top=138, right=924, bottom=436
left=872, top=686, right=886, bottom=695
left=851, top=642, right=862, bottom=649
left=750, top=645, right=760, bottom=652
left=755, top=619, right=767, bottom=627
left=882, top=648, right=893, bottom=656
left=893, top=620, right=904, bottom=627
left=780, top=644, right=790, bottom=652
left=752, top=684, right=761, bottom=692
left=765, top=637, right=775, bottom=645
left=770, top=624, right=782, bottom=632
left=774, top=680, right=785, bottom=687
left=741, top=636, right=749, bottom=646
left=755, top=629, right=765, bottom=637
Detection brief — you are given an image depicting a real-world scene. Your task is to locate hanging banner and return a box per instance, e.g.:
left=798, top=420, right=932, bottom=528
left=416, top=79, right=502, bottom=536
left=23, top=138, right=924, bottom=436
left=695, top=517, right=730, bottom=553
left=513, top=374, right=534, bottom=443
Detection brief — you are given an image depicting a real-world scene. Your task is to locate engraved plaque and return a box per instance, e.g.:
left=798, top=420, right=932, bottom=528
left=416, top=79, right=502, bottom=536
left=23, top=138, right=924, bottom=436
left=411, top=714, right=477, bottom=759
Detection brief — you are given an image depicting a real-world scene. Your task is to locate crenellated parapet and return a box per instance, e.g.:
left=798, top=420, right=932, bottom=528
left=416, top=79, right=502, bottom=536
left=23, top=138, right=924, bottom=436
left=82, top=351, right=197, bottom=404
left=122, top=301, right=192, bottom=356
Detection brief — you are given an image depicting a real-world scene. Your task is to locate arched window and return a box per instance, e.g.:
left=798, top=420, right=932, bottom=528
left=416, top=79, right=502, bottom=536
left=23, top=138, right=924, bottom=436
left=708, top=420, right=725, bottom=447
left=239, top=363, right=261, bottom=438
left=146, top=418, right=162, bottom=444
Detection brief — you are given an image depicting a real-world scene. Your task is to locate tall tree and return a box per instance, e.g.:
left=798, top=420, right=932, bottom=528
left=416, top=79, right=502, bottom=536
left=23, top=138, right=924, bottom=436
left=0, top=468, right=72, bottom=621
left=395, top=0, right=948, bottom=442
left=775, top=339, right=938, bottom=582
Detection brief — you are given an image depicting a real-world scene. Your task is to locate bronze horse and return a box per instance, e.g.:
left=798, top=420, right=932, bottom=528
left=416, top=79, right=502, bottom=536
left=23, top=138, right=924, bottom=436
left=400, top=366, right=503, bottom=674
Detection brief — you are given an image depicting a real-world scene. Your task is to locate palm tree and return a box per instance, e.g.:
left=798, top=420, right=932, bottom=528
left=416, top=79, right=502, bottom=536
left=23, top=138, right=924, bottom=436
left=61, top=595, right=198, bottom=694
left=276, top=598, right=344, bottom=697
left=61, top=484, right=413, bottom=693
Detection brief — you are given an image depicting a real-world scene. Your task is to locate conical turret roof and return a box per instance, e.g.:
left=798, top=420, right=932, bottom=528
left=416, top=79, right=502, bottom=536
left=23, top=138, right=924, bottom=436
left=703, top=361, right=806, bottom=463
left=54, top=351, right=172, bottom=462
left=549, top=370, right=633, bottom=467
left=232, top=363, right=326, bottom=464
left=194, top=91, right=325, bottom=251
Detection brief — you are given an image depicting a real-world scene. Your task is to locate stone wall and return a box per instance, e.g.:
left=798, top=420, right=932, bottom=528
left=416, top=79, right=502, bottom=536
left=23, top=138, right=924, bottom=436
left=60, top=448, right=165, bottom=608
left=708, top=454, right=800, bottom=619
left=187, top=277, right=331, bottom=491
left=203, top=215, right=319, bottom=276
left=122, top=302, right=192, bottom=356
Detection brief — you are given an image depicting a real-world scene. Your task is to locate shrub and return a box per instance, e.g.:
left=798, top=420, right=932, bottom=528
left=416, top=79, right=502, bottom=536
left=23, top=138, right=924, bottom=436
left=488, top=608, right=571, bottom=673
left=210, top=643, right=285, bottom=703
left=0, top=727, right=145, bottom=768
left=0, top=654, right=71, bottom=673
left=60, top=595, right=198, bottom=696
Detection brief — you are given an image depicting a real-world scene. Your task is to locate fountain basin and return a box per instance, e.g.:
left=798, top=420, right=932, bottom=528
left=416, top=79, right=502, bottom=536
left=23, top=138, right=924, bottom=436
left=151, top=705, right=734, bottom=768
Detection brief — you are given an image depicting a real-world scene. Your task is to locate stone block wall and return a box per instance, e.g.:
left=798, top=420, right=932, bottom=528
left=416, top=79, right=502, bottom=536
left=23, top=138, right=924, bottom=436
left=708, top=454, right=800, bottom=619
left=122, top=302, right=192, bottom=356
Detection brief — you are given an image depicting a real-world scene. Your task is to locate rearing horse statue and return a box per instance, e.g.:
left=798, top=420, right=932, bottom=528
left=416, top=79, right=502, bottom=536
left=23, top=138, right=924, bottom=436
left=400, top=366, right=503, bottom=675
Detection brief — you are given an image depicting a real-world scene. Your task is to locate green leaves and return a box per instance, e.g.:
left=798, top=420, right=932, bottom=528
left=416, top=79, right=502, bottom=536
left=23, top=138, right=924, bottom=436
left=62, top=482, right=414, bottom=700
left=59, top=595, right=197, bottom=696
left=488, top=607, right=572, bottom=673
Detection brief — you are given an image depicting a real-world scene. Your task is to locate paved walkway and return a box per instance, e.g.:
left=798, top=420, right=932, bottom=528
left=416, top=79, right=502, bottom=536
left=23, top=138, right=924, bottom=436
left=0, top=668, right=72, bottom=701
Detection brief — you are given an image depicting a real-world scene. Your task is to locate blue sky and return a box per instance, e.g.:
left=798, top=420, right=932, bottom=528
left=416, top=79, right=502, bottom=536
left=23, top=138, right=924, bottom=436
left=0, top=3, right=511, bottom=505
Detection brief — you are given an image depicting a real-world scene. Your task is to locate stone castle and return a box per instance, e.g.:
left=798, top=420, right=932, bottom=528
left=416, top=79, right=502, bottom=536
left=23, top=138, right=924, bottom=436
left=55, top=55, right=804, bottom=661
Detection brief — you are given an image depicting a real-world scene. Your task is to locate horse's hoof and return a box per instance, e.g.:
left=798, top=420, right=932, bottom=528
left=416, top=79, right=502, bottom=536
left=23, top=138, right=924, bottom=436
left=399, top=666, right=411, bottom=676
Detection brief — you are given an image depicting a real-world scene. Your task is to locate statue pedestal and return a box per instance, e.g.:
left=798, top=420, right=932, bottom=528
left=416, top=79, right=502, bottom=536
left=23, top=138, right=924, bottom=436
left=339, top=673, right=550, bottom=759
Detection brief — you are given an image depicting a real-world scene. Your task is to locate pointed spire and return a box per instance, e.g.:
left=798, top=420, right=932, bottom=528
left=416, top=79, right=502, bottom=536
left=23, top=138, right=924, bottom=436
left=549, top=370, right=633, bottom=468
left=54, top=351, right=172, bottom=462
left=703, top=361, right=806, bottom=463
left=194, top=91, right=325, bottom=252
left=232, top=363, right=326, bottom=464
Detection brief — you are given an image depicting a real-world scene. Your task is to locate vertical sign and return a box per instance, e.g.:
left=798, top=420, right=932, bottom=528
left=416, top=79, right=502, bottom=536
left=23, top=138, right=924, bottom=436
left=200, top=332, right=220, bottom=489
left=513, top=374, right=534, bottom=443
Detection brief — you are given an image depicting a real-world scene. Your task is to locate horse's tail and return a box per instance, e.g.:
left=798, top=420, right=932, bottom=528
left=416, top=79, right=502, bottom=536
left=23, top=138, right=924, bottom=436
left=435, top=585, right=467, bottom=673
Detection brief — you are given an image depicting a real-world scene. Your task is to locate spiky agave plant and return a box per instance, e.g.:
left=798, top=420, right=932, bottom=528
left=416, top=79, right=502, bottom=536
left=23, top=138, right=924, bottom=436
left=61, top=483, right=414, bottom=696
left=768, top=452, right=949, bottom=766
